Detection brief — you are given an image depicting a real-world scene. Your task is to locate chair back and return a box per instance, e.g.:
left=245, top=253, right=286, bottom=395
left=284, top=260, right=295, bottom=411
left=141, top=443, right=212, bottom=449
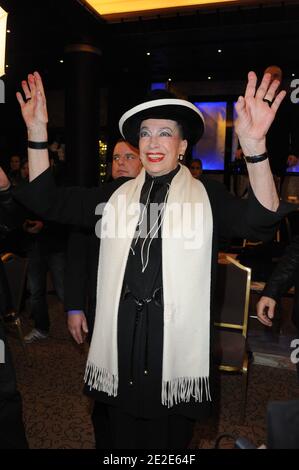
left=214, top=256, right=252, bottom=422
left=214, top=256, right=251, bottom=337
left=1, top=253, right=28, bottom=315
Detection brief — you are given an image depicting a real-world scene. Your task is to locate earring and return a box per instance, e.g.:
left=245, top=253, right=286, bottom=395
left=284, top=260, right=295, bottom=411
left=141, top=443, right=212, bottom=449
left=178, top=154, right=184, bottom=161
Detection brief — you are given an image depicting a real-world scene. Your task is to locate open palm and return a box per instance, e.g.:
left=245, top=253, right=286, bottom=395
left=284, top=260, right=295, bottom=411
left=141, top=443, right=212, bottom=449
left=16, top=72, right=48, bottom=130
left=235, top=71, right=286, bottom=142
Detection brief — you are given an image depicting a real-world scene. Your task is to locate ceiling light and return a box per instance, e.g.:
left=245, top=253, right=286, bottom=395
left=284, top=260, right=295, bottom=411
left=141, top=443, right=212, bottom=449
left=0, top=7, right=8, bottom=77
left=146, top=52, right=151, bottom=56
left=86, top=1, right=239, bottom=18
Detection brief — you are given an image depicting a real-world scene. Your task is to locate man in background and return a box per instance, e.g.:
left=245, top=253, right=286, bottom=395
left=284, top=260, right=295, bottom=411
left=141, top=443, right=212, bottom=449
left=189, top=158, right=203, bottom=179
left=65, top=140, right=141, bottom=344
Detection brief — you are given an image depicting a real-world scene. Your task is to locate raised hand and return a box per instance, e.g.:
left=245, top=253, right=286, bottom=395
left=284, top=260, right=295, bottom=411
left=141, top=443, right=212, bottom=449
left=16, top=71, right=48, bottom=132
left=16, top=72, right=49, bottom=180
left=235, top=71, right=286, bottom=154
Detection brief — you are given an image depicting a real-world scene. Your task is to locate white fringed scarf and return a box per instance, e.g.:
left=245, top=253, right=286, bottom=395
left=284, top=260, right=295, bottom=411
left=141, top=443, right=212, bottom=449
left=84, top=164, right=213, bottom=407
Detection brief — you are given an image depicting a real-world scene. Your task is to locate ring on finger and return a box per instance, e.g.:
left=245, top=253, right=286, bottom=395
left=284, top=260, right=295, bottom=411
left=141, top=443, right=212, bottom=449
left=263, top=97, right=273, bottom=106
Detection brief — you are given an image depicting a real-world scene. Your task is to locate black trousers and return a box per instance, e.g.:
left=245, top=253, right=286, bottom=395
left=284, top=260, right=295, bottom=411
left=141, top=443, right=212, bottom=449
left=0, top=320, right=28, bottom=449
left=92, top=401, right=195, bottom=449
left=0, top=258, right=13, bottom=315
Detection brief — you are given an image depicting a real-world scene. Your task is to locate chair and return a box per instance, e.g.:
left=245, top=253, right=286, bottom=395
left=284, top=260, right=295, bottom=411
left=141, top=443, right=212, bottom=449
left=1, top=252, right=31, bottom=365
left=214, top=255, right=251, bottom=423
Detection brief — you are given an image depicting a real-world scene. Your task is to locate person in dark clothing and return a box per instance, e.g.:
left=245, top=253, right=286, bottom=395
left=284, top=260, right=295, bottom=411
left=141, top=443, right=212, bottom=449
left=14, top=70, right=293, bottom=449
left=257, top=234, right=299, bottom=379
left=20, top=158, right=29, bottom=183
left=65, top=140, right=141, bottom=448
left=8, top=155, right=22, bottom=188
left=22, top=217, right=66, bottom=343
left=13, top=160, right=67, bottom=344
left=189, top=158, right=203, bottom=179
left=65, top=140, right=141, bottom=344
left=65, top=227, right=98, bottom=342
left=0, top=166, right=28, bottom=449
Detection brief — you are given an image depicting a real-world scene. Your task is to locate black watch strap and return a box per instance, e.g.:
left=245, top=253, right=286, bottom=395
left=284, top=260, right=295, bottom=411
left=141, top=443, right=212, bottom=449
left=244, top=152, right=268, bottom=164
left=28, top=141, right=48, bottom=149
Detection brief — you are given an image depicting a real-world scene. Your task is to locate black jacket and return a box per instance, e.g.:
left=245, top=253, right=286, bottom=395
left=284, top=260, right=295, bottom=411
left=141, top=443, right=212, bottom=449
left=64, top=226, right=99, bottom=335
left=0, top=188, right=25, bottom=234
left=262, top=234, right=299, bottom=330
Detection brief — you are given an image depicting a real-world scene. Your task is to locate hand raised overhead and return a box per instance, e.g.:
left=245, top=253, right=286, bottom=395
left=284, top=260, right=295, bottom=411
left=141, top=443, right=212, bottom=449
left=16, top=71, right=48, bottom=132
left=16, top=72, right=49, bottom=180
left=235, top=71, right=286, bottom=145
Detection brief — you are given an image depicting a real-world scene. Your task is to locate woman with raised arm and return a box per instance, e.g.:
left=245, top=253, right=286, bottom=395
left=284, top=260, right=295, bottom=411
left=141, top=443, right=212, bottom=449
left=14, top=71, right=292, bottom=449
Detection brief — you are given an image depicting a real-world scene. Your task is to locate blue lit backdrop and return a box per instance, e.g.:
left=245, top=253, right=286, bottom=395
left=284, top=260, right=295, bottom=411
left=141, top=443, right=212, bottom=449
left=151, top=82, right=167, bottom=90
left=192, top=102, right=227, bottom=170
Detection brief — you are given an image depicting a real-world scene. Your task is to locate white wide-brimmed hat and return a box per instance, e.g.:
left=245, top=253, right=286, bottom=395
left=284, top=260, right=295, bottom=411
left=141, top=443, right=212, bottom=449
left=119, top=90, right=205, bottom=148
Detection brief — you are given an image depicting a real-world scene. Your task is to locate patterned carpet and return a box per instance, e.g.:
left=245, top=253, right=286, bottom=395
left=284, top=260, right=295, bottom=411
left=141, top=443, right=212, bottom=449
left=7, top=294, right=299, bottom=449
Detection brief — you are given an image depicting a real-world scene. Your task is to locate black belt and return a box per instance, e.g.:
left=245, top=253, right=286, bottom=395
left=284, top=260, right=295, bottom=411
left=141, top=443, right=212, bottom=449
left=121, top=285, right=163, bottom=385
left=121, top=284, right=163, bottom=308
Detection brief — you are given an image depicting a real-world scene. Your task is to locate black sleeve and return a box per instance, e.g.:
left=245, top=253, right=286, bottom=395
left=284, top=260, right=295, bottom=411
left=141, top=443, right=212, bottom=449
left=0, top=187, right=26, bottom=230
left=13, top=168, right=128, bottom=229
left=64, top=227, right=89, bottom=312
left=201, top=177, right=296, bottom=241
left=262, top=235, right=299, bottom=301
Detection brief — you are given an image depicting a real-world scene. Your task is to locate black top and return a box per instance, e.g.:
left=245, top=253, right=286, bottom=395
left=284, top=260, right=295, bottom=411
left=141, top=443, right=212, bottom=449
left=12, top=167, right=295, bottom=418
left=125, top=166, right=179, bottom=299
left=13, top=167, right=292, bottom=238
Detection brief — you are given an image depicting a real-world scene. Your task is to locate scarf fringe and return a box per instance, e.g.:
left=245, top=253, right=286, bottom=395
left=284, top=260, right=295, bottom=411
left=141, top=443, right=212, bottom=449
left=162, top=377, right=211, bottom=408
left=84, top=361, right=118, bottom=397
